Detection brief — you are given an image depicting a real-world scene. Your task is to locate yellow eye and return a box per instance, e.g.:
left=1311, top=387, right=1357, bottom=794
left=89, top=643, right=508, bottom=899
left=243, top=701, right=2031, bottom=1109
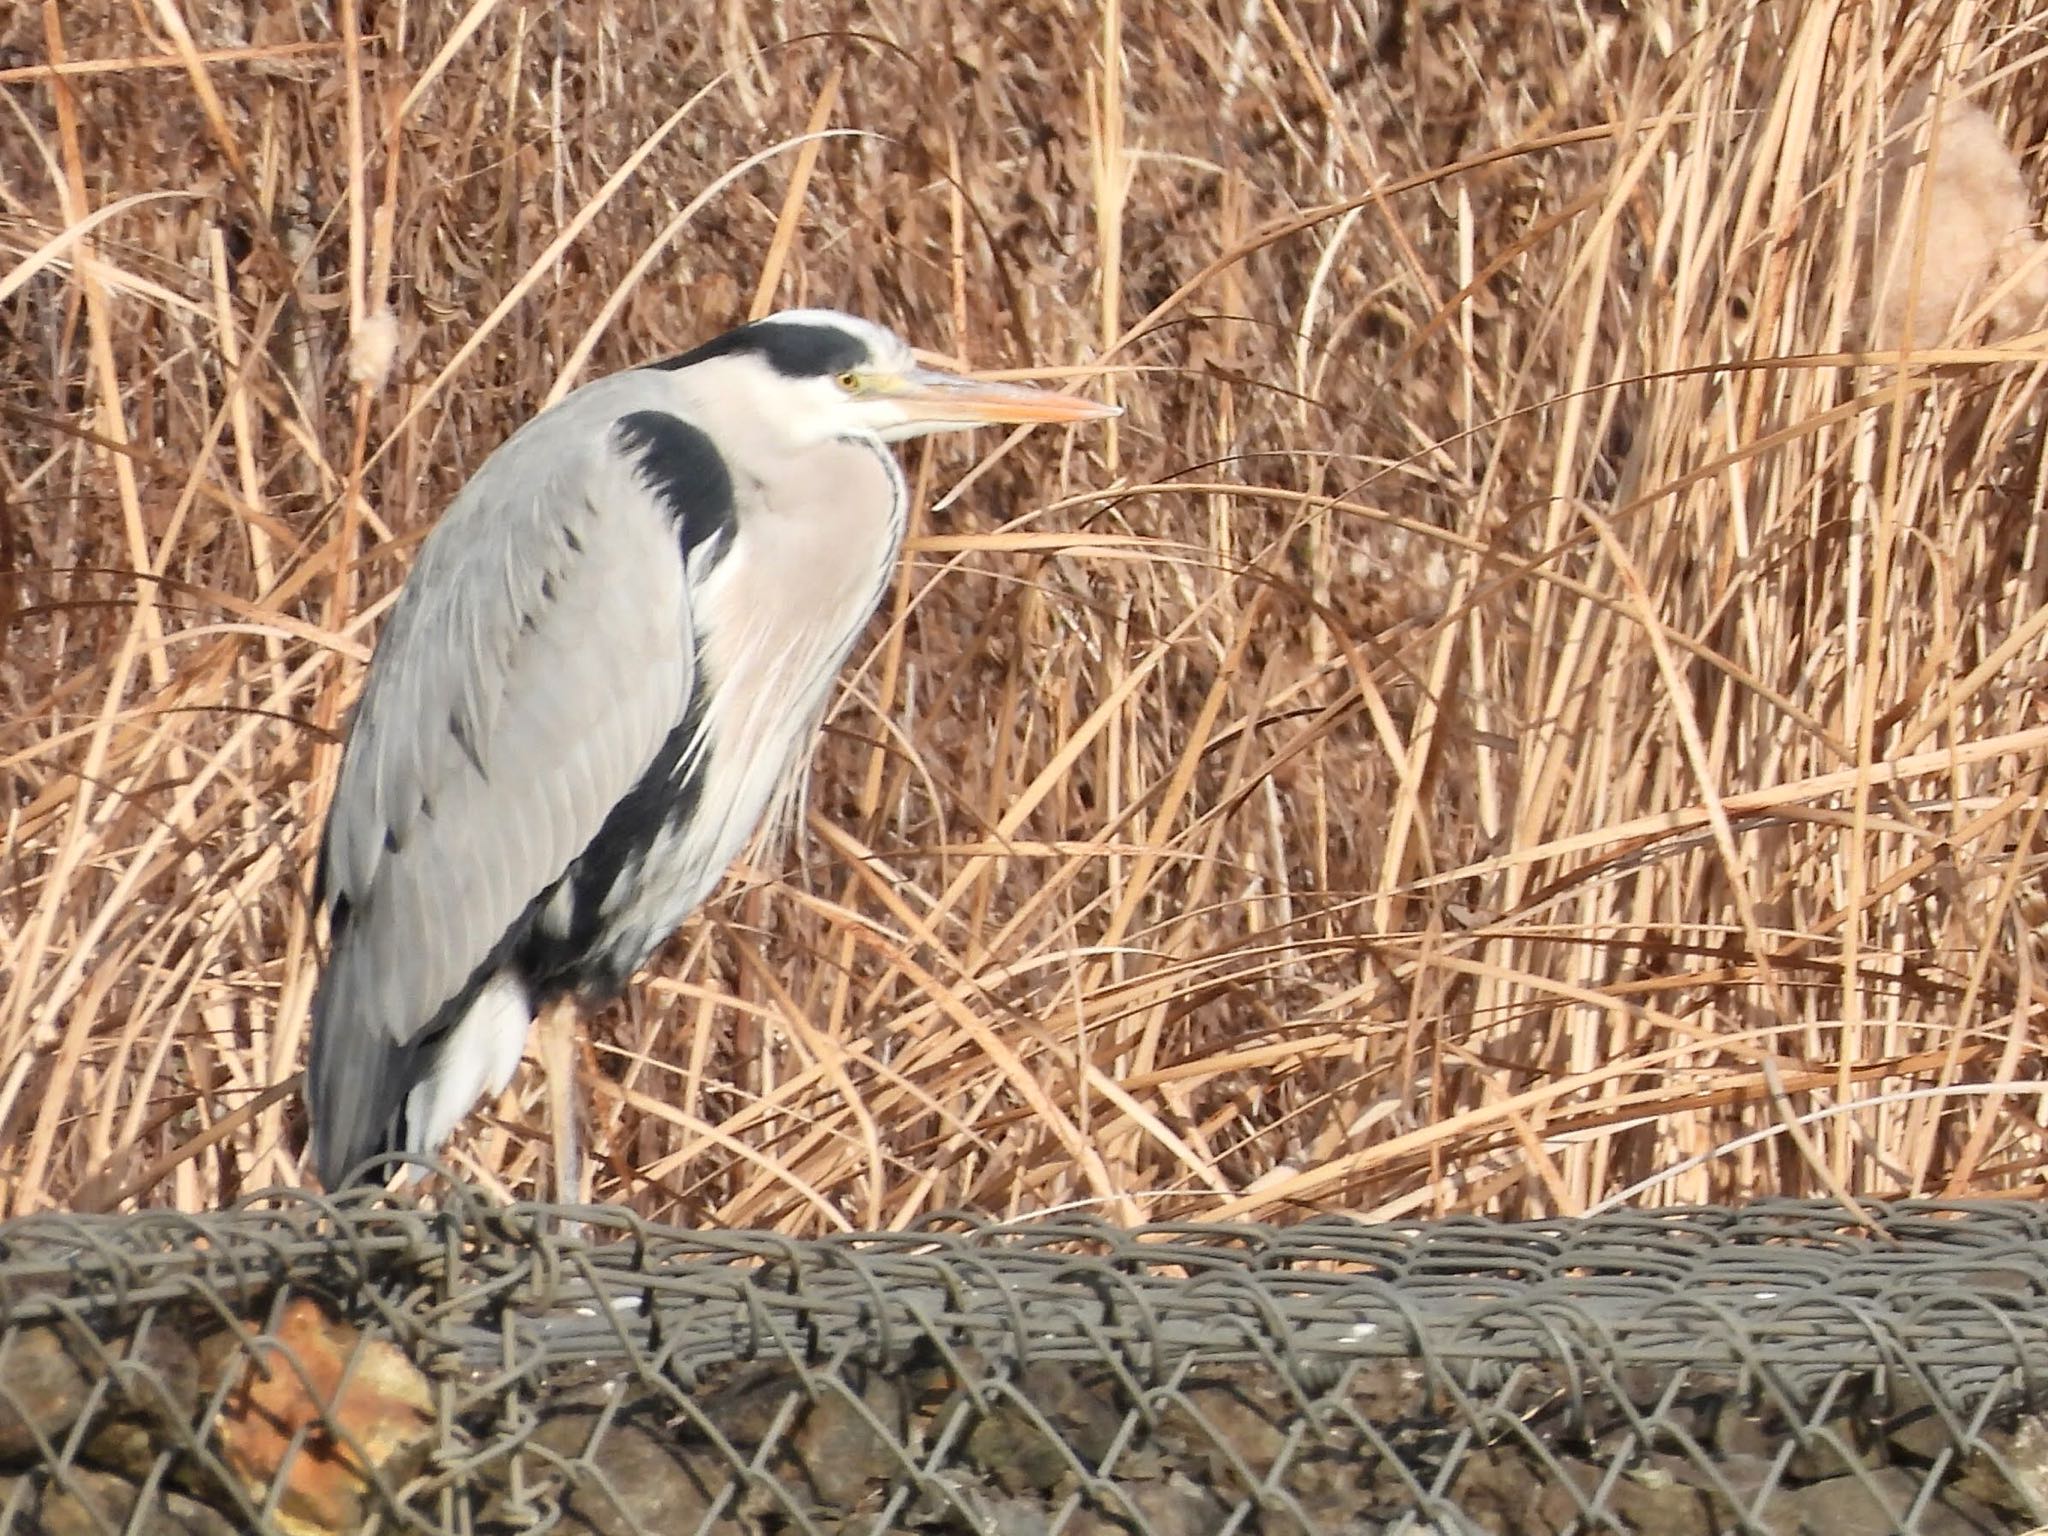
left=836, top=369, right=861, bottom=392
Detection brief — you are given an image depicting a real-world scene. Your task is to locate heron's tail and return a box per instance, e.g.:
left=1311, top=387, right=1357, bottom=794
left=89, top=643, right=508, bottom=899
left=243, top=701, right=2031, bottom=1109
left=308, top=968, right=532, bottom=1189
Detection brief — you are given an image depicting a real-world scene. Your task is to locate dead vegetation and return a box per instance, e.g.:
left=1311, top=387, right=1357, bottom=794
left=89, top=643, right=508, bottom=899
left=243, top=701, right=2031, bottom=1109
left=2, top=0, right=2047, bottom=1226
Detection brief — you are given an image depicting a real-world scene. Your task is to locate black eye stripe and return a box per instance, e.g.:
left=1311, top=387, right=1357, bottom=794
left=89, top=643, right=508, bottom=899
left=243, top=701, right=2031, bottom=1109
left=650, top=318, right=873, bottom=379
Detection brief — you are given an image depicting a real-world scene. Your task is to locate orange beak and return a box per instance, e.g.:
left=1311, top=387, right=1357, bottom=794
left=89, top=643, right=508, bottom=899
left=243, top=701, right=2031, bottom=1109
left=885, top=368, right=1121, bottom=427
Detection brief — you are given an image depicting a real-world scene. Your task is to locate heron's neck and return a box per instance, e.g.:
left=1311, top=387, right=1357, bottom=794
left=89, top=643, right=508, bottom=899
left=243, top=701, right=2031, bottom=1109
left=678, top=432, right=906, bottom=866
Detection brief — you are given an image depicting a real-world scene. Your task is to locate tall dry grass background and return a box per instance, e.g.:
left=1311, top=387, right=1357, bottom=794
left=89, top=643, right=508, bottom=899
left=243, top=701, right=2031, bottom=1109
left=3, top=1, right=2047, bottom=1226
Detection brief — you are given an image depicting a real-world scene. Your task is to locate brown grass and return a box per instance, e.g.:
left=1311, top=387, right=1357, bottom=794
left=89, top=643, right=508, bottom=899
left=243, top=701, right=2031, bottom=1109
left=4, top=0, right=2048, bottom=1226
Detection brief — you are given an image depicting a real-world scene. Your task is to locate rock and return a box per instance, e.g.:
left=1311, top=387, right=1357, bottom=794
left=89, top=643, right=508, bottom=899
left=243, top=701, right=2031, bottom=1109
left=1762, top=1468, right=2006, bottom=1536
left=911, top=1472, right=1062, bottom=1536
left=1974, top=1417, right=2048, bottom=1531
left=80, top=1418, right=158, bottom=1478
left=791, top=1372, right=909, bottom=1507
left=1166, top=1377, right=1288, bottom=1491
left=527, top=1409, right=733, bottom=1536
left=157, top=1490, right=241, bottom=1536
left=909, top=1346, right=987, bottom=1408
left=1091, top=1471, right=1229, bottom=1536
left=34, top=1469, right=141, bottom=1536
left=114, top=1321, right=201, bottom=1434
left=1535, top=1458, right=1602, bottom=1531
left=0, top=1325, right=91, bottom=1461
left=968, top=1398, right=1071, bottom=1496
left=191, top=1330, right=242, bottom=1400
left=979, top=1492, right=1065, bottom=1536
left=1713, top=1397, right=1778, bottom=1460
left=1883, top=1382, right=1962, bottom=1463
left=67, top=1324, right=203, bottom=1477
left=1536, top=1450, right=1767, bottom=1534
left=1016, top=1363, right=1126, bottom=1469
left=1447, top=1445, right=1552, bottom=1534
left=1785, top=1411, right=1881, bottom=1481
left=701, top=1364, right=804, bottom=1452
left=1602, top=1457, right=1719, bottom=1536
left=211, top=1296, right=434, bottom=1536
left=1285, top=1439, right=1395, bottom=1532
left=1346, top=1360, right=1430, bottom=1424
left=31, top=1467, right=229, bottom=1536
left=1681, top=1451, right=1778, bottom=1509
left=2006, top=1415, right=2048, bottom=1519
left=1948, top=1421, right=2048, bottom=1519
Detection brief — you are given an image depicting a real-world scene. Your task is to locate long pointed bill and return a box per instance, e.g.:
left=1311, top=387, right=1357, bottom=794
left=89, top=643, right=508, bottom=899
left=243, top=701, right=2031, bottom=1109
left=889, top=367, right=1121, bottom=427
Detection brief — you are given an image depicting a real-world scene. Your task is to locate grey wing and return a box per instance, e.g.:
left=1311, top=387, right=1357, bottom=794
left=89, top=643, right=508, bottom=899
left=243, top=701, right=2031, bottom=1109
left=310, top=381, right=708, bottom=1161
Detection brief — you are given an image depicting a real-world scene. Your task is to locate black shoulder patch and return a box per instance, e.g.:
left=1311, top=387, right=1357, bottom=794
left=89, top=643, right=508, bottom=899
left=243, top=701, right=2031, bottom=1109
left=649, top=316, right=872, bottom=379
left=614, top=410, right=736, bottom=561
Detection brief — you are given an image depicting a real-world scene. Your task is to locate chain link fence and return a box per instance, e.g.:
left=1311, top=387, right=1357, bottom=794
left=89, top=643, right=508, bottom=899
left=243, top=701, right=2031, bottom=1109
left=0, top=1190, right=2041, bottom=1534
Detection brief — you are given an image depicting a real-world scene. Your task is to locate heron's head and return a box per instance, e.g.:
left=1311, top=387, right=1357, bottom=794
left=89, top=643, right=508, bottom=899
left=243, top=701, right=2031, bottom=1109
left=656, top=309, right=1118, bottom=447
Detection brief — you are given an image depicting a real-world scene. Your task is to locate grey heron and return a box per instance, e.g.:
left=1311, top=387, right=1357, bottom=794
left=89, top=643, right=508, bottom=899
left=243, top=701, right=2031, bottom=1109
left=307, top=309, right=1116, bottom=1192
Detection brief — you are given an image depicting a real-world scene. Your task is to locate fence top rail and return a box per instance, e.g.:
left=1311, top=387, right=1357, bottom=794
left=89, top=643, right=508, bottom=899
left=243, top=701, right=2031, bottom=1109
left=0, top=1191, right=2040, bottom=1388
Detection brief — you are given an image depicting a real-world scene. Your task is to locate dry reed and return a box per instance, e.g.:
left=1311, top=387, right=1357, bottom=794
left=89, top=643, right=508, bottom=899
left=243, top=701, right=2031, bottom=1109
left=3, top=0, right=2047, bottom=1226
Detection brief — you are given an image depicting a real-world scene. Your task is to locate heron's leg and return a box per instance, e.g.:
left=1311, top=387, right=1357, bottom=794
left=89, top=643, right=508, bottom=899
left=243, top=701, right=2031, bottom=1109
left=537, top=997, right=584, bottom=1210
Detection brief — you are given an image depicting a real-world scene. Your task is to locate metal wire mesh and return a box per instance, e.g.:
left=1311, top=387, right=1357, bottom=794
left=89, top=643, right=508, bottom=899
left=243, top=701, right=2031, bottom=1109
left=0, top=1191, right=2041, bottom=1535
